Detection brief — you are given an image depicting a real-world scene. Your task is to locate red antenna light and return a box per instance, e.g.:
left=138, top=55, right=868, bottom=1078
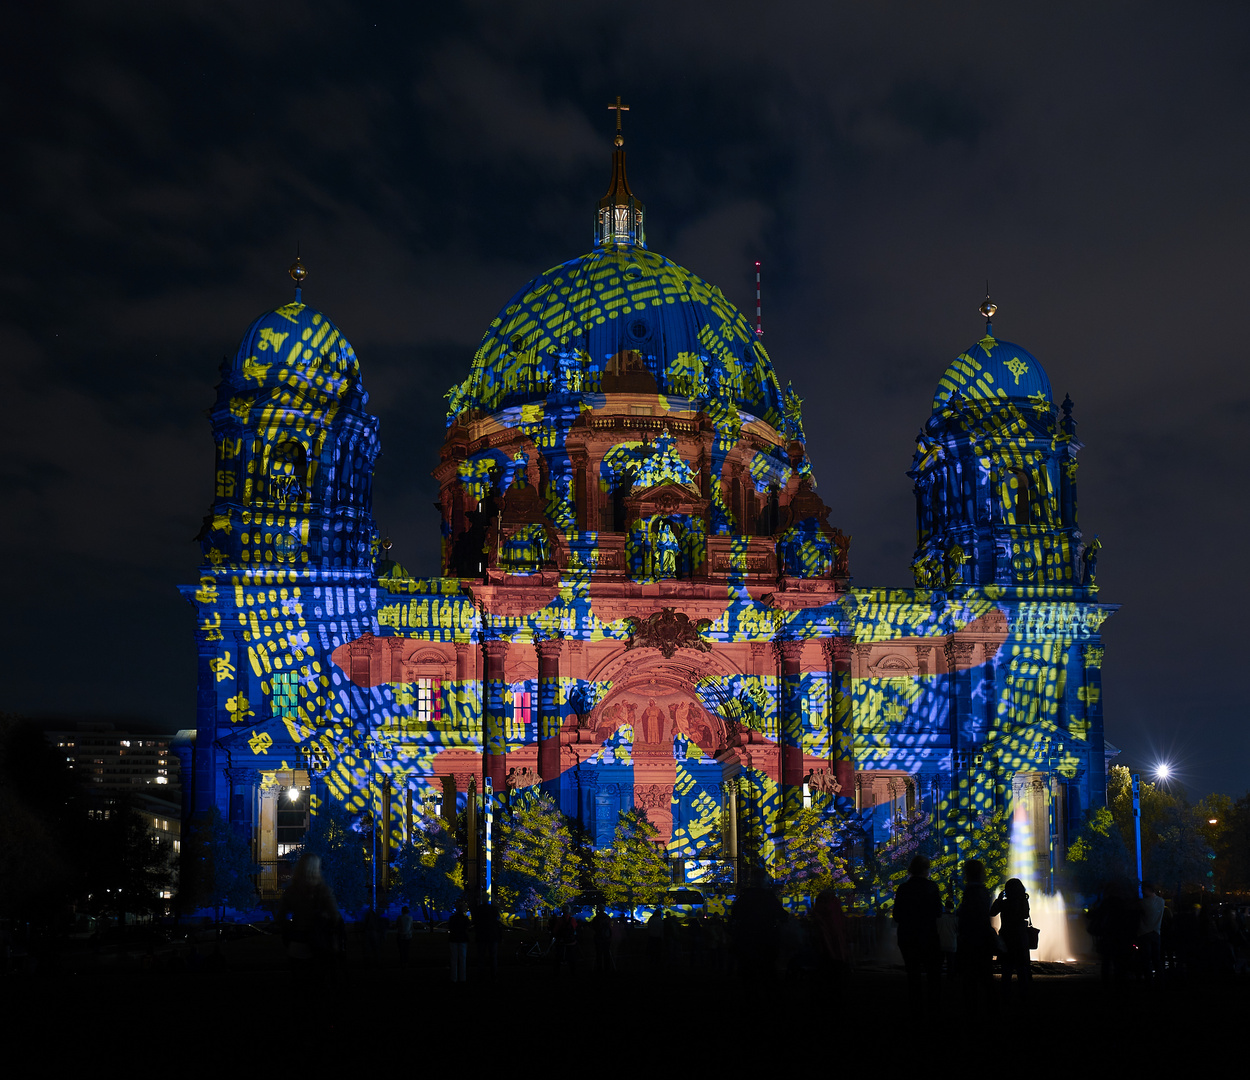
left=754, top=260, right=763, bottom=337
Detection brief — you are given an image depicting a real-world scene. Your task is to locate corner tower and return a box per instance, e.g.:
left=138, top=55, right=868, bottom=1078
left=909, top=297, right=1093, bottom=592
left=179, top=261, right=381, bottom=871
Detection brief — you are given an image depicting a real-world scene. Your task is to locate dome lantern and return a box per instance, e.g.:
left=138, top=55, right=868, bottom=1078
left=596, top=97, right=646, bottom=248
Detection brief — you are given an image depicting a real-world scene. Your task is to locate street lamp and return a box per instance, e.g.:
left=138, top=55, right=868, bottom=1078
left=1131, top=772, right=1143, bottom=899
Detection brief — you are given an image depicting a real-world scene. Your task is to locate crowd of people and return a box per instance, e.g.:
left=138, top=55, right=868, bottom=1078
left=1086, top=880, right=1250, bottom=983
left=274, top=851, right=1250, bottom=994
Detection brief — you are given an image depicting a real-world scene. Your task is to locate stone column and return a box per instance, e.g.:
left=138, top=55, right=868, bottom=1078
left=380, top=774, right=393, bottom=894
left=827, top=637, right=855, bottom=796
left=777, top=638, right=805, bottom=820
left=454, top=639, right=472, bottom=680
left=482, top=639, right=509, bottom=791
left=1081, top=642, right=1106, bottom=808
left=257, top=771, right=279, bottom=896
left=536, top=635, right=563, bottom=782
left=572, top=451, right=588, bottom=532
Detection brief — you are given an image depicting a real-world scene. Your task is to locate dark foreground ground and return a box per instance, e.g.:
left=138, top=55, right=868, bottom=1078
left=3, top=921, right=1246, bottom=1063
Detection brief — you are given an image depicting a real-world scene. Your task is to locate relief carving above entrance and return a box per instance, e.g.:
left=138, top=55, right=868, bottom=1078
left=589, top=685, right=724, bottom=754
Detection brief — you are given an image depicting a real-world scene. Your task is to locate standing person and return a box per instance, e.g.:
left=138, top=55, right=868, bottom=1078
left=448, top=899, right=471, bottom=983
left=991, top=878, right=1033, bottom=999
left=475, top=898, right=502, bottom=981
left=551, top=903, right=579, bottom=976
left=1138, top=882, right=1165, bottom=981
left=956, top=859, right=996, bottom=1012
left=729, top=883, right=786, bottom=986
left=662, top=908, right=683, bottom=968
left=646, top=906, right=666, bottom=967
left=705, top=913, right=728, bottom=972
left=277, top=853, right=343, bottom=1022
left=592, top=904, right=615, bottom=973
left=395, top=906, right=414, bottom=968
left=936, top=899, right=959, bottom=978
left=893, top=855, right=944, bottom=1009
left=811, top=889, right=850, bottom=992
left=1088, top=880, right=1134, bottom=986
left=278, top=853, right=342, bottom=972
left=687, top=913, right=706, bottom=970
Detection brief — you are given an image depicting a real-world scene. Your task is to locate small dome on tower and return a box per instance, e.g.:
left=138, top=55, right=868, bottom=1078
left=932, top=334, right=1052, bottom=412
left=228, top=301, right=363, bottom=400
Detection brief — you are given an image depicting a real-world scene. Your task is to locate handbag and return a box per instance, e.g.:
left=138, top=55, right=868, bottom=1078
left=1025, top=916, right=1040, bottom=951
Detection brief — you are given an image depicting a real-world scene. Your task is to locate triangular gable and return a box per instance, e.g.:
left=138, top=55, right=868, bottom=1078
left=216, top=715, right=307, bottom=764
left=631, top=479, right=704, bottom=503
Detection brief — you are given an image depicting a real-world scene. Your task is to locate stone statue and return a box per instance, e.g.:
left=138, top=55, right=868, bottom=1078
left=1082, top=536, right=1101, bottom=586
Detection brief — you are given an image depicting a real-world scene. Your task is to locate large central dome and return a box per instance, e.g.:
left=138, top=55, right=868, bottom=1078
left=446, top=243, right=784, bottom=430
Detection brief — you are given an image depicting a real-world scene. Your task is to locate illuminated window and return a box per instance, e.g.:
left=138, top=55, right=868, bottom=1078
left=507, top=686, right=532, bottom=742
left=414, top=677, right=439, bottom=722
left=272, top=670, right=299, bottom=720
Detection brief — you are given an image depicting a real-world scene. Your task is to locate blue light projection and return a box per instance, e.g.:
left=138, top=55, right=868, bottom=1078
left=180, top=148, right=1113, bottom=915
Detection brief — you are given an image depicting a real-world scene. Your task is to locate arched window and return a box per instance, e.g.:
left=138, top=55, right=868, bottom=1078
left=1013, top=469, right=1032, bottom=526
left=612, top=478, right=629, bottom=532
left=267, top=441, right=307, bottom=505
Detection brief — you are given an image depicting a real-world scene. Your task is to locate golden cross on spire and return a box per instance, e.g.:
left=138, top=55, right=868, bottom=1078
left=608, top=95, right=629, bottom=146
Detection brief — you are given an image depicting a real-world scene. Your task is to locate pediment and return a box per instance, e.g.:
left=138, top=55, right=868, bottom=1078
left=216, top=715, right=304, bottom=762
left=626, top=481, right=707, bottom=515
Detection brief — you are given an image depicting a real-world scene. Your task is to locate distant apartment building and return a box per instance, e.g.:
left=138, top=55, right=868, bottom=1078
left=47, top=722, right=181, bottom=799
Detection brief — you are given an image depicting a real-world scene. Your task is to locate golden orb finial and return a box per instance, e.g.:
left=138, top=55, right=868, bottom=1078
left=979, top=294, right=997, bottom=320
left=289, top=256, right=308, bottom=285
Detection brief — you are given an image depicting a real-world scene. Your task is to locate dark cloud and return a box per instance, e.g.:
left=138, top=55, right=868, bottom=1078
left=2, top=0, right=1247, bottom=795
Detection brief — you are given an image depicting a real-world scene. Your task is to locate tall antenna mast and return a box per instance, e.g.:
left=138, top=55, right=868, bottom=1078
left=754, top=260, right=763, bottom=337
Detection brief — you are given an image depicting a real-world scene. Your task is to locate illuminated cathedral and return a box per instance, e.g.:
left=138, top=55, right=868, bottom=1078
left=178, top=113, right=1114, bottom=901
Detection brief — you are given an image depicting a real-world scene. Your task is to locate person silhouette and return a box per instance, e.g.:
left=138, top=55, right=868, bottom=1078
left=277, top=853, right=342, bottom=1022
left=893, top=855, right=944, bottom=1009
left=957, top=859, right=995, bottom=1012
left=992, top=877, right=1033, bottom=1000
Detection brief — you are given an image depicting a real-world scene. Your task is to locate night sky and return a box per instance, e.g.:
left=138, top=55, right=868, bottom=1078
left=3, top=2, right=1247, bottom=796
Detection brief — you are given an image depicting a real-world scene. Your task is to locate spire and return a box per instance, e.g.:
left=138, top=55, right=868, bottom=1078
left=596, top=96, right=646, bottom=248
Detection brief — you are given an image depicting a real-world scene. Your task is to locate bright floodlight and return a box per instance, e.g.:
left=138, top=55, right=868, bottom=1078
left=287, top=786, right=301, bottom=802
left=1155, top=762, right=1171, bottom=780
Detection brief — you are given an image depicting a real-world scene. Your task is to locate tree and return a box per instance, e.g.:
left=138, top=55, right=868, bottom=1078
left=1197, top=792, right=1250, bottom=895
left=876, top=811, right=950, bottom=905
left=962, top=809, right=1010, bottom=897
left=181, top=807, right=257, bottom=921
left=0, top=714, right=85, bottom=921
left=592, top=809, right=671, bottom=911
left=1106, top=766, right=1221, bottom=895
left=297, top=799, right=370, bottom=913
left=774, top=807, right=865, bottom=904
left=83, top=799, right=172, bottom=922
left=1147, top=803, right=1213, bottom=896
left=1107, top=764, right=1178, bottom=871
left=868, top=809, right=1007, bottom=907
left=1213, top=794, right=1250, bottom=895
left=1064, top=806, right=1132, bottom=895
left=875, top=810, right=946, bottom=894
left=493, top=789, right=580, bottom=912
left=392, top=811, right=462, bottom=925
